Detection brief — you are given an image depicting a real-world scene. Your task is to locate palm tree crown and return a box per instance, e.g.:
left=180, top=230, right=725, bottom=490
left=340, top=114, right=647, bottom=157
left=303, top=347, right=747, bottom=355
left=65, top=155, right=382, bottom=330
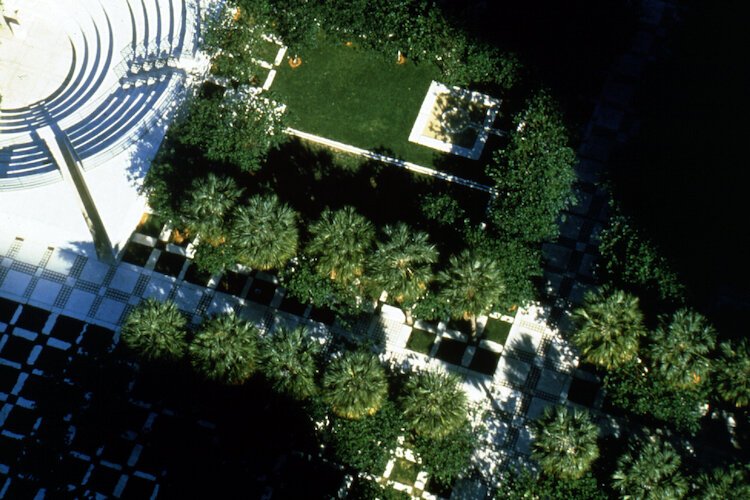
left=120, top=299, right=188, bottom=362
left=693, top=464, right=750, bottom=499
left=231, top=194, right=299, bottom=270
left=715, top=338, right=750, bottom=408
left=531, top=405, right=600, bottom=480
left=188, top=313, right=259, bottom=384
left=307, top=207, right=375, bottom=285
left=648, top=309, right=717, bottom=389
left=323, top=351, right=388, bottom=419
left=367, top=224, right=438, bottom=307
left=612, top=437, right=687, bottom=499
left=261, top=326, right=320, bottom=399
left=437, top=249, right=505, bottom=337
left=401, top=371, right=468, bottom=439
left=182, top=173, right=243, bottom=240
left=572, top=289, right=646, bottom=370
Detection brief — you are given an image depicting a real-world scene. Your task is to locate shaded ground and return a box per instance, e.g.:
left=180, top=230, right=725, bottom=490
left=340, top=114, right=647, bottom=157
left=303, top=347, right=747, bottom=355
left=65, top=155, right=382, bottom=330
left=607, top=1, right=750, bottom=338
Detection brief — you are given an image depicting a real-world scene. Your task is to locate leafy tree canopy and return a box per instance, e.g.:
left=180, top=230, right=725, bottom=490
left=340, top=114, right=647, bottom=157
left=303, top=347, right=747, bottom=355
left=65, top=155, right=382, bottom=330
left=188, top=313, right=260, bottom=384
left=612, top=436, right=688, bottom=499
left=325, top=400, right=402, bottom=474
left=413, top=424, right=474, bottom=488
left=120, top=299, right=188, bottom=362
left=531, top=405, right=600, bottom=481
left=486, top=91, right=576, bottom=243
left=176, top=87, right=286, bottom=173
left=715, top=338, right=750, bottom=408
left=401, top=371, right=468, bottom=440
left=323, top=351, right=388, bottom=420
left=572, top=289, right=646, bottom=370
left=496, top=468, right=606, bottom=500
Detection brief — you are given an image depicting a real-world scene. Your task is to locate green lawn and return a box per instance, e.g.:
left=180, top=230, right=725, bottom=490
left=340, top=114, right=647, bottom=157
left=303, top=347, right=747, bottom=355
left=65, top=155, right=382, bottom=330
left=272, top=41, right=493, bottom=180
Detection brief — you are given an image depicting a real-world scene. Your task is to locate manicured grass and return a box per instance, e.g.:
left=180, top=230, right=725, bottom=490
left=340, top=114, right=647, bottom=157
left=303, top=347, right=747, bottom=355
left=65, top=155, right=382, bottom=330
left=482, top=318, right=513, bottom=345
left=390, top=458, right=419, bottom=485
left=273, top=41, right=438, bottom=162
left=273, top=40, right=496, bottom=181
left=406, top=328, right=436, bottom=355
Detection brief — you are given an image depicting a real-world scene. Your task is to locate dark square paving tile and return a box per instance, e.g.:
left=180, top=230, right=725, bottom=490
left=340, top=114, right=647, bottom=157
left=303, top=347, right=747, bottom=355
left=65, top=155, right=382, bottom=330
left=86, top=465, right=122, bottom=496
left=2, top=405, right=38, bottom=436
left=120, top=243, right=154, bottom=267
left=183, top=263, right=212, bottom=287
left=2, top=477, right=41, bottom=499
left=120, top=474, right=158, bottom=499
left=277, top=294, right=307, bottom=316
left=79, top=325, right=115, bottom=355
left=58, top=454, right=91, bottom=486
left=33, top=345, right=70, bottom=374
left=469, top=348, right=501, bottom=376
left=434, top=338, right=467, bottom=366
left=100, top=438, right=135, bottom=466
left=309, top=306, right=335, bottom=325
left=154, top=252, right=186, bottom=278
left=0, top=363, right=20, bottom=394
left=14, top=305, right=50, bottom=332
left=0, top=434, right=23, bottom=466
left=246, top=279, right=276, bottom=306
left=217, top=270, right=249, bottom=297
left=49, top=315, right=86, bottom=343
left=0, top=297, right=20, bottom=324
left=1, top=334, right=35, bottom=364
left=567, top=377, right=600, bottom=407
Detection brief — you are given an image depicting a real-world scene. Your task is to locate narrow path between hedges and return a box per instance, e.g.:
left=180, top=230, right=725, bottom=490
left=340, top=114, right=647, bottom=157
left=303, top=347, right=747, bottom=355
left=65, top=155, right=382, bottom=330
left=285, top=127, right=498, bottom=195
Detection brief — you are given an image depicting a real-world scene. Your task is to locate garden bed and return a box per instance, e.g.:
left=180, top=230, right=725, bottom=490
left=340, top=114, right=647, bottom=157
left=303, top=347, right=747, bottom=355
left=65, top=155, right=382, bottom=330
left=405, top=328, right=436, bottom=355
left=482, top=317, right=512, bottom=345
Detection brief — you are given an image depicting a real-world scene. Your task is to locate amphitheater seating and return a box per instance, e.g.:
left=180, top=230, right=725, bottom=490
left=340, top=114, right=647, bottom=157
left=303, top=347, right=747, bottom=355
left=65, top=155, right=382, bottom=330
left=0, top=0, right=199, bottom=190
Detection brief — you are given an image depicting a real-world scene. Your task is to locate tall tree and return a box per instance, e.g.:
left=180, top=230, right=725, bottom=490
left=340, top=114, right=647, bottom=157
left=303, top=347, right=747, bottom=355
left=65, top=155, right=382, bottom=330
left=261, top=326, right=319, bottom=399
left=437, top=249, right=506, bottom=339
left=715, top=338, right=750, bottom=408
left=177, top=87, right=286, bottom=173
left=181, top=173, right=243, bottom=242
left=307, top=206, right=375, bottom=286
left=188, top=313, right=259, bottom=384
left=572, top=289, right=646, bottom=370
left=531, top=405, right=600, bottom=481
left=323, top=351, right=388, bottom=420
left=231, top=194, right=299, bottom=271
left=120, top=299, right=188, bottom=362
left=612, top=437, right=688, bottom=499
left=401, top=371, right=468, bottom=440
left=367, top=224, right=438, bottom=324
left=692, top=464, right=750, bottom=499
left=648, top=309, right=717, bottom=390
left=486, top=91, right=576, bottom=243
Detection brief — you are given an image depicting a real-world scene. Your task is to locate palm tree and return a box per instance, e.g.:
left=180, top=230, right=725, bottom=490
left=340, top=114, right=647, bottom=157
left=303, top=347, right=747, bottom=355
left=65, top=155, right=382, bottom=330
left=648, top=309, right=716, bottom=389
left=401, top=370, right=468, bottom=439
left=612, top=437, right=688, bottom=499
left=437, top=249, right=505, bottom=339
left=715, top=338, right=750, bottom=408
left=261, top=326, right=320, bottom=399
left=188, top=313, right=259, bottom=384
left=323, top=351, right=388, bottom=419
left=367, top=224, right=438, bottom=324
left=307, top=207, right=375, bottom=286
left=572, top=289, right=646, bottom=370
left=692, top=464, right=750, bottom=499
left=231, top=194, right=299, bottom=270
left=182, top=173, right=243, bottom=242
left=531, top=405, right=599, bottom=481
left=120, top=299, right=188, bottom=362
